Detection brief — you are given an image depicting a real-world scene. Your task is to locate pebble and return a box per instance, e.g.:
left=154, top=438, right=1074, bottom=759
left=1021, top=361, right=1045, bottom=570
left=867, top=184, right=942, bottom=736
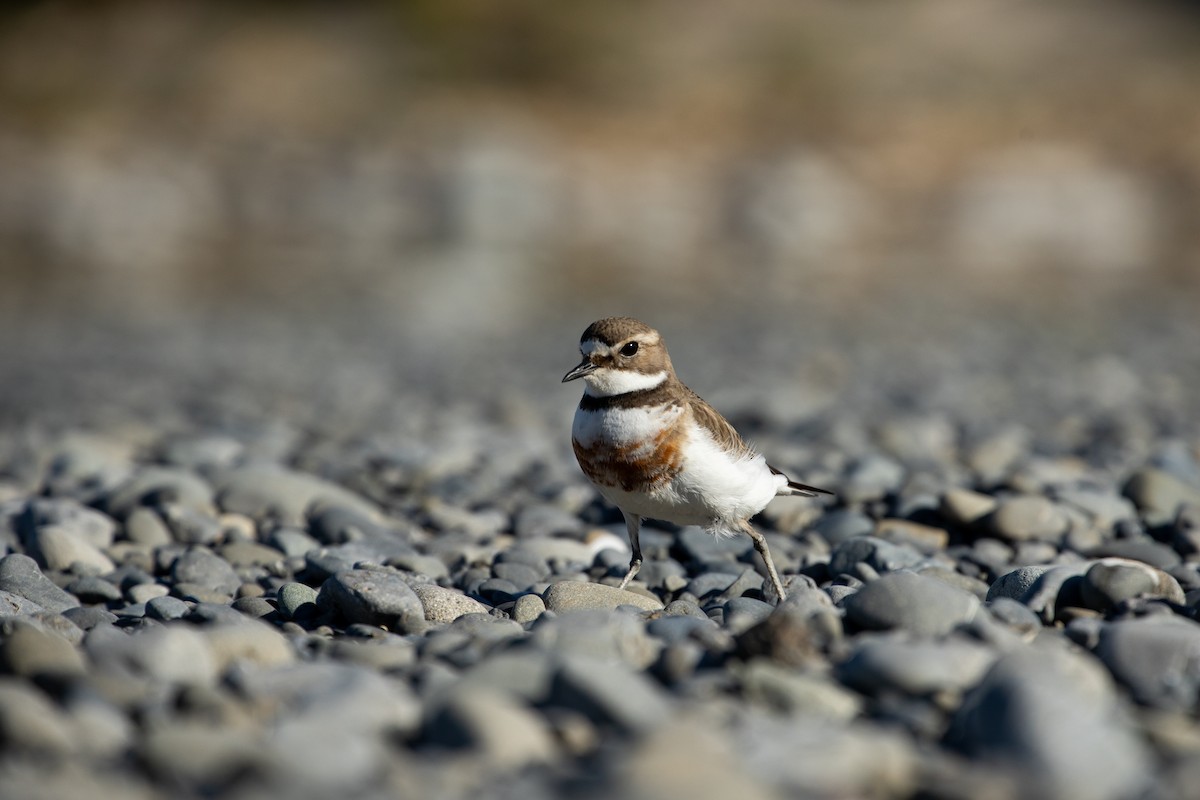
left=422, top=687, right=557, bottom=767
left=549, top=654, right=673, bottom=734
left=947, top=642, right=1151, bottom=800
left=319, top=568, right=424, bottom=627
left=412, top=583, right=490, bottom=622
left=0, top=620, right=87, bottom=678
left=988, top=495, right=1069, bottom=542
left=939, top=487, right=998, bottom=527
left=214, top=465, right=381, bottom=527
left=543, top=581, right=664, bottom=612
left=34, top=525, right=116, bottom=573
left=105, top=467, right=216, bottom=519
left=124, top=507, right=173, bottom=546
left=828, top=536, right=924, bottom=578
left=837, top=633, right=997, bottom=696
left=276, top=581, right=320, bottom=619
left=1080, top=558, right=1185, bottom=612
left=0, top=678, right=78, bottom=755
left=1095, top=616, right=1200, bottom=710
left=512, top=593, right=547, bottom=623
left=0, top=553, right=79, bottom=613
left=843, top=571, right=980, bottom=636
left=1123, top=467, right=1200, bottom=527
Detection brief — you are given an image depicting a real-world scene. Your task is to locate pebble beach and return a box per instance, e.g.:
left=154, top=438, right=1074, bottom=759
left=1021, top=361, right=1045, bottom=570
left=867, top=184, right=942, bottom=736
left=1, top=295, right=1199, bottom=800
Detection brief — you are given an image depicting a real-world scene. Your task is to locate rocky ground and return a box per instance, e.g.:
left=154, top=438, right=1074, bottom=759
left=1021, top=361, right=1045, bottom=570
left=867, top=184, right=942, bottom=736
left=1, top=299, right=1200, bottom=800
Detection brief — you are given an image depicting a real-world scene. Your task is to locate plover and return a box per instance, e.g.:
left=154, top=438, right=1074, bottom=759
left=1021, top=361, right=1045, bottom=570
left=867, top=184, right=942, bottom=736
left=563, top=316, right=831, bottom=601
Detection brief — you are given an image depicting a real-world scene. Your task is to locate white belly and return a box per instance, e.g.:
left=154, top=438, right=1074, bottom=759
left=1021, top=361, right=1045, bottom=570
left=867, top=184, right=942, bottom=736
left=573, top=405, right=785, bottom=530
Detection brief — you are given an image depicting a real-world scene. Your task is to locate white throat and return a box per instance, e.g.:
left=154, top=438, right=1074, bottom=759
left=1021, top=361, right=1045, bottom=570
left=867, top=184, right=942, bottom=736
left=583, top=369, right=668, bottom=397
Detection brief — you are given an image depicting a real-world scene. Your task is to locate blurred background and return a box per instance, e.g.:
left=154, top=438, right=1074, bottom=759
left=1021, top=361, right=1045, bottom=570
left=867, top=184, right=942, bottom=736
left=1, top=0, right=1198, bottom=439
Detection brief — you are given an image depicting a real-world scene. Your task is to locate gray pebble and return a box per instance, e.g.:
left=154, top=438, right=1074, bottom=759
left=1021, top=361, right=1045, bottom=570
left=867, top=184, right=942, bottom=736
left=159, top=504, right=222, bottom=545
left=810, top=509, right=875, bottom=545
left=34, top=525, right=115, bottom=573
left=0, top=621, right=86, bottom=678
left=678, top=526, right=751, bottom=563
left=828, top=536, right=924, bottom=578
left=723, top=597, right=774, bottom=634
left=1095, top=616, right=1200, bottom=710
left=126, top=583, right=169, bottom=604
left=277, top=582, right=320, bottom=619
left=838, top=633, right=996, bottom=695
left=1081, top=559, right=1185, bottom=612
left=145, top=595, right=191, bottom=622
left=737, top=660, right=863, bottom=719
left=413, top=583, right=490, bottom=623
left=512, top=504, right=585, bottom=539
left=422, top=687, right=557, bottom=767
left=0, top=553, right=79, bottom=613
left=320, top=568, right=424, bottom=627
left=947, top=642, right=1151, bottom=800
left=532, top=609, right=659, bottom=669
left=171, top=548, right=241, bottom=596
left=843, top=571, right=980, bottom=636
left=86, top=623, right=218, bottom=685
left=939, top=487, right=997, bottom=527
left=61, top=605, right=118, bottom=630
left=105, top=467, right=216, bottom=519
left=0, top=679, right=77, bottom=755
left=988, top=495, right=1069, bottom=542
left=512, top=593, right=547, bottom=624
left=663, top=599, right=708, bottom=619
left=64, top=574, right=122, bottom=604
left=549, top=654, right=672, bottom=734
left=219, top=540, right=285, bottom=568
left=20, top=498, right=117, bottom=549
left=646, top=614, right=721, bottom=645
left=215, top=465, right=381, bottom=527
left=124, top=507, right=173, bottom=546
left=543, top=581, right=663, bottom=613
left=1089, top=539, right=1181, bottom=570
left=268, top=526, right=321, bottom=558
left=1123, top=467, right=1200, bottom=527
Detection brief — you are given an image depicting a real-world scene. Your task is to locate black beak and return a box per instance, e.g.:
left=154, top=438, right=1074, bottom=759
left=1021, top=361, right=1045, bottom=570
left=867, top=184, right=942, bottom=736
left=562, top=359, right=598, bottom=383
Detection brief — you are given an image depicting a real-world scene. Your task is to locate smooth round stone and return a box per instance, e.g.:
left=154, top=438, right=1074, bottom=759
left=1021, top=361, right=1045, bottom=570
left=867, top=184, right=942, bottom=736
left=0, top=554, right=79, bottom=613
left=268, top=527, right=321, bottom=559
left=1081, top=559, right=1185, bottom=612
left=0, top=680, right=77, bottom=755
left=173, top=583, right=233, bottom=605
left=512, top=593, right=547, bottom=624
left=319, top=568, right=424, bottom=627
left=736, top=604, right=840, bottom=667
left=723, top=597, right=774, bottom=634
left=1088, top=539, right=1181, bottom=570
left=86, top=623, right=218, bottom=685
left=160, top=504, right=222, bottom=545
left=646, top=614, right=720, bottom=645
left=678, top=526, right=751, bottom=562
left=171, top=548, right=241, bottom=596
left=64, top=575, right=122, bottom=604
left=549, top=654, right=673, bottom=735
left=422, top=687, right=557, bottom=767
left=204, top=620, right=294, bottom=670
left=139, top=720, right=260, bottom=786
left=841, top=455, right=905, bottom=502
left=874, top=519, right=949, bottom=553
left=686, top=572, right=741, bottom=601
left=939, top=488, right=997, bottom=527
left=127, top=583, right=170, bottom=604
left=105, top=467, right=216, bottom=519
left=1095, top=616, right=1200, bottom=710
left=61, top=606, right=118, bottom=630
left=838, top=634, right=996, bottom=696
left=1123, top=468, right=1200, bottom=526
left=231, top=596, right=275, bottom=618
left=988, top=496, right=1069, bottom=542
left=412, top=584, right=490, bottom=623
left=947, top=643, right=1150, bottom=800
left=737, top=660, right=863, bottom=720
left=214, top=465, right=381, bottom=527
left=810, top=510, right=874, bottom=545
left=492, top=561, right=543, bottom=589
left=986, top=565, right=1055, bottom=603
left=663, top=599, right=708, bottom=619
left=386, top=552, right=450, bottom=580
left=34, top=525, right=115, bottom=573
left=543, top=581, right=663, bottom=613
left=512, top=504, right=585, bottom=539
left=0, top=622, right=86, bottom=678
left=843, top=571, right=980, bottom=636
left=22, top=498, right=117, bottom=549
left=158, top=434, right=244, bottom=471
left=219, top=540, right=285, bottom=568
left=828, top=537, right=924, bottom=578
left=145, top=595, right=191, bottom=622
left=124, top=508, right=173, bottom=546
left=277, top=582, right=320, bottom=619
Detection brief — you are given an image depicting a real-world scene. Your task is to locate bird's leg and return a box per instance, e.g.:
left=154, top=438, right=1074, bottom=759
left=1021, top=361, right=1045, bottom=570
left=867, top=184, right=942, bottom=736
left=618, top=512, right=643, bottom=590
left=741, top=520, right=788, bottom=603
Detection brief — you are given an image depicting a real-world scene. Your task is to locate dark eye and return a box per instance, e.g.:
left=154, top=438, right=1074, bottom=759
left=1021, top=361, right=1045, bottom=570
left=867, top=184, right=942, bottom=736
left=620, top=341, right=639, bottom=357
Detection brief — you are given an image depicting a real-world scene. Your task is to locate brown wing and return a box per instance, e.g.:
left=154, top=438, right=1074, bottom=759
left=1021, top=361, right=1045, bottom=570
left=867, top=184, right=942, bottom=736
left=683, top=386, right=758, bottom=461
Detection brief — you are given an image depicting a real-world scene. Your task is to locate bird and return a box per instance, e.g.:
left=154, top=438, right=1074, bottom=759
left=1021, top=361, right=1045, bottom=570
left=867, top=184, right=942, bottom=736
left=563, top=316, right=832, bottom=602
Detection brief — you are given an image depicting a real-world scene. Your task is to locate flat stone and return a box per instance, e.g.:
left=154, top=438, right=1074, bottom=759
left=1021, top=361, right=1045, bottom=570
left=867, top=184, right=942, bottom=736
left=412, top=583, right=490, bottom=623
left=0, top=621, right=86, bottom=678
left=947, top=642, right=1151, bottom=800
left=171, top=548, right=241, bottom=596
left=988, top=496, right=1069, bottom=542
left=423, top=686, right=557, bottom=767
left=843, top=571, right=980, bottom=636
left=1123, top=468, right=1200, bottom=527
left=828, top=536, right=924, bottom=578
left=543, top=581, right=663, bottom=613
left=532, top=608, right=660, bottom=669
left=145, top=595, right=191, bottom=621
left=320, top=568, right=424, bottom=627
left=124, top=508, right=173, bottom=546
left=939, top=487, right=998, bottom=527
left=549, top=654, right=673, bottom=734
left=738, top=659, right=862, bottom=719
left=85, top=623, right=218, bottom=685
left=64, top=575, right=122, bottom=604
left=20, top=498, right=118, bottom=549
left=105, top=467, right=216, bottom=519
left=34, top=525, right=115, bottom=573
left=838, top=633, right=997, bottom=696
left=1095, top=616, right=1200, bottom=710
left=204, top=620, right=295, bottom=671
left=512, top=593, right=547, bottom=624
left=214, top=465, right=381, bottom=527
left=1081, top=558, right=1185, bottom=612
left=0, top=554, right=78, bottom=613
